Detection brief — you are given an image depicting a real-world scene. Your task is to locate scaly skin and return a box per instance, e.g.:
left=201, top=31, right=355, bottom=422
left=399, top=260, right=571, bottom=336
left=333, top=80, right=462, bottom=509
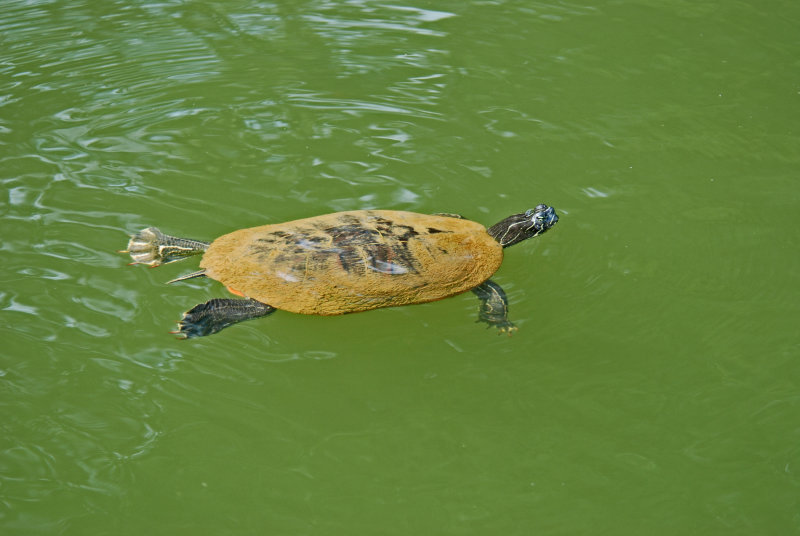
left=472, top=279, right=517, bottom=336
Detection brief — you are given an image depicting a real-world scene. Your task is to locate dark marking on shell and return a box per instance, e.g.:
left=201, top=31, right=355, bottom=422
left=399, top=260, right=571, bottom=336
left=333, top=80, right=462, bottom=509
left=251, top=231, right=298, bottom=260
left=325, top=217, right=421, bottom=276
left=242, top=215, right=457, bottom=279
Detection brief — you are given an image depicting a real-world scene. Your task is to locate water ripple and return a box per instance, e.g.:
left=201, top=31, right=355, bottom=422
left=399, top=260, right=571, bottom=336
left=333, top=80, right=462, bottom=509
left=3, top=1, right=797, bottom=531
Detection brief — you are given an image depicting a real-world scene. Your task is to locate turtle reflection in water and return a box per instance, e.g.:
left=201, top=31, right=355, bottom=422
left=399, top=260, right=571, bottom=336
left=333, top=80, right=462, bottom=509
left=122, top=206, right=559, bottom=338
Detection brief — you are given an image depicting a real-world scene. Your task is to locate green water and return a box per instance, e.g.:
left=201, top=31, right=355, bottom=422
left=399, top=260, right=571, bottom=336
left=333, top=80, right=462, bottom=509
left=2, top=0, right=799, bottom=533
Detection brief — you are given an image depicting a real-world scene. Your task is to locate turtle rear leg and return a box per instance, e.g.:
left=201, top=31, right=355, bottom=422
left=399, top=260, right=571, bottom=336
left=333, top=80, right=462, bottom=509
left=472, top=279, right=518, bottom=336
left=176, top=298, right=276, bottom=339
left=122, top=227, right=210, bottom=266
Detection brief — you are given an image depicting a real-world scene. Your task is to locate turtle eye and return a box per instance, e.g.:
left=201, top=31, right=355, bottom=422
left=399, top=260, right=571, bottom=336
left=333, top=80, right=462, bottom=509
left=524, top=208, right=535, bottom=217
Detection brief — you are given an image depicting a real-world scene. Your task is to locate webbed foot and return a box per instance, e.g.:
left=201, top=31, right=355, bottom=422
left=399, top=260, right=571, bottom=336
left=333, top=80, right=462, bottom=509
left=122, top=227, right=210, bottom=266
left=175, top=298, right=275, bottom=339
left=472, top=280, right=518, bottom=336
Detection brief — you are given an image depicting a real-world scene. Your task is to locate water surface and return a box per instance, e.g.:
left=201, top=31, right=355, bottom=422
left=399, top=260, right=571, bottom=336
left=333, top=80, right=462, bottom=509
left=2, top=1, right=799, bottom=534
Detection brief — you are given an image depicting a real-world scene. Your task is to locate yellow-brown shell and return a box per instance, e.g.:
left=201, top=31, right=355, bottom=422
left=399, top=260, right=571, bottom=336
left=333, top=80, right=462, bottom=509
left=199, top=210, right=503, bottom=315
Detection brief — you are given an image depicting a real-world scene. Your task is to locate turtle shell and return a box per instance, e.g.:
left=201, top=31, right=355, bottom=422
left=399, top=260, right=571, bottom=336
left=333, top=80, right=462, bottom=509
left=199, top=210, right=503, bottom=315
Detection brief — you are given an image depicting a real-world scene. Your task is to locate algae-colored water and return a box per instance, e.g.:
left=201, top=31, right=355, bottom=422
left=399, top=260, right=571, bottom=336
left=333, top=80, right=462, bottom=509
left=2, top=1, right=798, bottom=534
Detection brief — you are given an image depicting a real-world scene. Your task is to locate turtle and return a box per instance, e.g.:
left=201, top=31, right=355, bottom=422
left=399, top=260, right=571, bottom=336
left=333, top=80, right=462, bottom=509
left=122, top=205, right=558, bottom=338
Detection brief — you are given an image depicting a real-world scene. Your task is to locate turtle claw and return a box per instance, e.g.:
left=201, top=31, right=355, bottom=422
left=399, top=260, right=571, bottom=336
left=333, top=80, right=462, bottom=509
left=475, top=318, right=517, bottom=336
left=495, top=322, right=518, bottom=337
left=168, top=328, right=187, bottom=338
left=175, top=308, right=217, bottom=339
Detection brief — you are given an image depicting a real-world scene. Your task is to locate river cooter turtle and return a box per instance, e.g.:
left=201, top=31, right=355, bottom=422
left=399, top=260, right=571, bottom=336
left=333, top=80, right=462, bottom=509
left=122, top=205, right=558, bottom=338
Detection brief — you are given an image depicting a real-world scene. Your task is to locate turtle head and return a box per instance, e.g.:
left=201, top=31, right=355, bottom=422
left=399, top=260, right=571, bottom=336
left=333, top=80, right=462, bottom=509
left=487, top=204, right=558, bottom=248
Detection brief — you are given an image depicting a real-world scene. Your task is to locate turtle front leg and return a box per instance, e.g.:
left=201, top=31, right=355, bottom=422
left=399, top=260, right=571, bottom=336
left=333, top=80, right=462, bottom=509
left=122, top=227, right=210, bottom=266
left=175, top=298, right=276, bottom=339
left=471, top=279, right=517, bottom=336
